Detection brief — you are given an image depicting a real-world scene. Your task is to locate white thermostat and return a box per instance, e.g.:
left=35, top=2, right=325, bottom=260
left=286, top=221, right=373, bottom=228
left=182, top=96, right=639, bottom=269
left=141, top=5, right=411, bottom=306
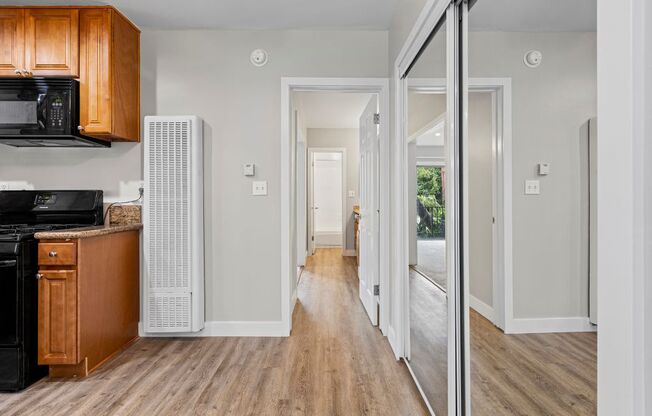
left=538, top=163, right=550, bottom=176
left=243, top=163, right=255, bottom=176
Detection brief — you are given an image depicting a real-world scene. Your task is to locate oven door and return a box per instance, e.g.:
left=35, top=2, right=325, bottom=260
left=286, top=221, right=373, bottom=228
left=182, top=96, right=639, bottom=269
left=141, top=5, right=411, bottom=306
left=0, top=83, right=70, bottom=136
left=0, top=257, right=19, bottom=346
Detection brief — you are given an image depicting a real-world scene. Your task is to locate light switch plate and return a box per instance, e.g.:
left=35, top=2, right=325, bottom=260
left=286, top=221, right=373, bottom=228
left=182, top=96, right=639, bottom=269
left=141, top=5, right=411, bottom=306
left=525, top=180, right=540, bottom=195
left=243, top=163, right=255, bottom=177
left=252, top=180, right=267, bottom=196
left=348, top=190, right=355, bottom=198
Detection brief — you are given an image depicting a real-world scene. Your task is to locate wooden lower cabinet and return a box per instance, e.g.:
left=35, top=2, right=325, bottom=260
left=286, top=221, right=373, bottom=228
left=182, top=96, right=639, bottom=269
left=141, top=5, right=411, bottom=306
left=37, top=230, right=140, bottom=378
left=38, top=270, right=77, bottom=365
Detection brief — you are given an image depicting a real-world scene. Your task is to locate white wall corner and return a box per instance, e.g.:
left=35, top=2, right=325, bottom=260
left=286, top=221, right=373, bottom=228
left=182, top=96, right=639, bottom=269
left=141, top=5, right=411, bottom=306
left=469, top=295, right=494, bottom=323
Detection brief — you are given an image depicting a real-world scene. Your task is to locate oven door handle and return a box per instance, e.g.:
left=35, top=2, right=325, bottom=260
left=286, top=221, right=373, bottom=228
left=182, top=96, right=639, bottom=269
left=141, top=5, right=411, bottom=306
left=0, top=259, right=17, bottom=268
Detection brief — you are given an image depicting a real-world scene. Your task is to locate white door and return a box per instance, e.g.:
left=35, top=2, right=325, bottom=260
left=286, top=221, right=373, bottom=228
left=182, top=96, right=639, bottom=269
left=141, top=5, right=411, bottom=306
left=296, top=141, right=307, bottom=266
left=313, top=152, right=343, bottom=247
left=359, top=95, right=380, bottom=325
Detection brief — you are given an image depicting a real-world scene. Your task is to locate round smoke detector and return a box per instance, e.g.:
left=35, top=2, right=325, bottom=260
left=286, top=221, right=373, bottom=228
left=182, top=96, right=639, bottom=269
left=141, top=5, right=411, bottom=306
left=250, top=49, right=269, bottom=67
left=523, top=50, right=543, bottom=68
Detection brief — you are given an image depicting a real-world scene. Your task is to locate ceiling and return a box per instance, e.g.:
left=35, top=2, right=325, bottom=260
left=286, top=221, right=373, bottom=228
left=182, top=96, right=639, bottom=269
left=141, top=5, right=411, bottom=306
left=293, top=92, right=373, bottom=129
left=469, top=0, right=596, bottom=32
left=5, top=0, right=595, bottom=31
left=11, top=0, right=397, bottom=30
left=416, top=121, right=445, bottom=147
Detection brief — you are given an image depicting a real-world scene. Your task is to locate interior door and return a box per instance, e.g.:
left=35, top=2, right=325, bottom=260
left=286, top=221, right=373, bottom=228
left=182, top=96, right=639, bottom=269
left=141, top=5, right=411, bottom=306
left=359, top=95, right=380, bottom=326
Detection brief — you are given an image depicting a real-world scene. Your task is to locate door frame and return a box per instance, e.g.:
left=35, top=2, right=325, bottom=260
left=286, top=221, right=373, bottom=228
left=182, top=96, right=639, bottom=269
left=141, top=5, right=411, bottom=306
left=307, top=147, right=347, bottom=252
left=281, top=77, right=390, bottom=336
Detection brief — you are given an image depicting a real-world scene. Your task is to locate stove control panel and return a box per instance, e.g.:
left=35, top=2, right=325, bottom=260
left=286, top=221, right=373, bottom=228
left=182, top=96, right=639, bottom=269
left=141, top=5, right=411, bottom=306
left=34, top=193, right=57, bottom=206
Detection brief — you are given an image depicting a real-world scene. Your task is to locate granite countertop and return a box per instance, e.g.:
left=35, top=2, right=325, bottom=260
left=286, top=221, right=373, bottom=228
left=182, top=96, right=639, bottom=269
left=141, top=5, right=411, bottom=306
left=35, top=223, right=143, bottom=240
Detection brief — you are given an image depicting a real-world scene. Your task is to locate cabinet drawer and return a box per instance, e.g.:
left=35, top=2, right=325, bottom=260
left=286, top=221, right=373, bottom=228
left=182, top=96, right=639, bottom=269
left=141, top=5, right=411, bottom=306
left=38, top=242, right=77, bottom=266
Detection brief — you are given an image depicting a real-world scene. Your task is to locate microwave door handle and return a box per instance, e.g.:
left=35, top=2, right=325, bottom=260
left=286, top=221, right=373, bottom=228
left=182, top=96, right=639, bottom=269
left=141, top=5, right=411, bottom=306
left=0, top=260, right=17, bottom=268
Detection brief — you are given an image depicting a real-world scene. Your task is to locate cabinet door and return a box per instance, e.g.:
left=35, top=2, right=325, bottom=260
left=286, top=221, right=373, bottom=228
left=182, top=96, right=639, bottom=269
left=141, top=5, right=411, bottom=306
left=24, top=9, right=79, bottom=77
left=79, top=9, right=111, bottom=134
left=38, top=270, right=77, bottom=365
left=0, top=9, right=24, bottom=77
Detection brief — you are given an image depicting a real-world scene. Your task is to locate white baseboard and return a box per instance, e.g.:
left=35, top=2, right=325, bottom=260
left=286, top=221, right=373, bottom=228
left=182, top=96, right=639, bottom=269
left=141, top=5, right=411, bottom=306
left=342, top=249, right=357, bottom=256
left=139, top=320, right=288, bottom=337
left=505, top=317, right=597, bottom=334
left=469, top=295, right=494, bottom=322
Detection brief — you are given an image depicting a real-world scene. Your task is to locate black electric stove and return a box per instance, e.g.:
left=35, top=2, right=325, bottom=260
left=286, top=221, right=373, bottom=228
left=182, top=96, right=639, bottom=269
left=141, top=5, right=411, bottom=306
left=0, top=190, right=103, bottom=391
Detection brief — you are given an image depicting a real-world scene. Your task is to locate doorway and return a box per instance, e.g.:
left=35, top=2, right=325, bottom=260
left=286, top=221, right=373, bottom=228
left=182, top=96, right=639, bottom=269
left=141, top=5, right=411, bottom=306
left=281, top=78, right=390, bottom=335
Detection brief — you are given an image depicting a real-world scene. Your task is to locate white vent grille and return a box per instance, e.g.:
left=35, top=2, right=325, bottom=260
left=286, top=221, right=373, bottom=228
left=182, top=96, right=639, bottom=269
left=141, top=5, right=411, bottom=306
left=144, top=116, right=204, bottom=333
left=147, top=294, right=191, bottom=331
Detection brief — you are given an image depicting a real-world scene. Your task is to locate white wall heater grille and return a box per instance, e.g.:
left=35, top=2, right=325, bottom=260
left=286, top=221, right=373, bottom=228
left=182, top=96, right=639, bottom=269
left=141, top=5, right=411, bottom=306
left=144, top=116, right=204, bottom=333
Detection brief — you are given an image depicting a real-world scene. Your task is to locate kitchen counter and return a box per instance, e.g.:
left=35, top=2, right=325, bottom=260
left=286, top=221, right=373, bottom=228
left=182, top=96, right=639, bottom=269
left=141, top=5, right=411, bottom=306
left=35, top=223, right=143, bottom=240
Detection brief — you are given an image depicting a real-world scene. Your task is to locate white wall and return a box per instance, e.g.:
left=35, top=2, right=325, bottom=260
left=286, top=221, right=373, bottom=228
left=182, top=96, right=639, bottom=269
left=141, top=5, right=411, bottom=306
left=143, top=30, right=387, bottom=322
left=0, top=144, right=143, bottom=202
left=306, top=128, right=360, bottom=252
left=411, top=31, right=597, bottom=319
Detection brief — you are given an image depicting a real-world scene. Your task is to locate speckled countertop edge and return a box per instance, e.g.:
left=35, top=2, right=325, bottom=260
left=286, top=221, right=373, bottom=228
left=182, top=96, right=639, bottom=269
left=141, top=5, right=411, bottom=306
left=35, top=223, right=143, bottom=240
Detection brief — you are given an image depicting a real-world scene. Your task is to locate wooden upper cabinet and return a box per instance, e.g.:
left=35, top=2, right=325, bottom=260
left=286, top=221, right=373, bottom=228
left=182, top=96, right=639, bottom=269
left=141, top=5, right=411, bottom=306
left=79, top=8, right=140, bottom=142
left=24, top=9, right=79, bottom=77
left=0, top=9, right=24, bottom=76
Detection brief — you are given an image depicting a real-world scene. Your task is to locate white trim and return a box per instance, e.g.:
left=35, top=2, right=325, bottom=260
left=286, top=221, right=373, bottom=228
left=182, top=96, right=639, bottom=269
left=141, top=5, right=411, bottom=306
left=308, top=147, right=347, bottom=250
left=469, top=295, right=494, bottom=323
left=342, top=249, right=357, bottom=257
left=404, top=360, right=437, bottom=416
left=506, top=318, right=597, bottom=335
left=395, top=0, right=452, bottom=78
left=139, top=321, right=287, bottom=337
left=281, top=77, right=391, bottom=337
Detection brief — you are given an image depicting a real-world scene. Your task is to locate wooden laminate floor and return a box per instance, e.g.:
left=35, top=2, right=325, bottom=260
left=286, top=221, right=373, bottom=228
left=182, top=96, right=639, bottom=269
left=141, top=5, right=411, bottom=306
left=408, top=269, right=597, bottom=416
left=0, top=248, right=427, bottom=416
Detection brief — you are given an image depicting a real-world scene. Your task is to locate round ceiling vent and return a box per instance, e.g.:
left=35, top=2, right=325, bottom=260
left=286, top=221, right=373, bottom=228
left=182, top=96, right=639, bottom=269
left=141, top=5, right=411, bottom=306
left=250, top=49, right=269, bottom=67
left=523, top=50, right=543, bottom=68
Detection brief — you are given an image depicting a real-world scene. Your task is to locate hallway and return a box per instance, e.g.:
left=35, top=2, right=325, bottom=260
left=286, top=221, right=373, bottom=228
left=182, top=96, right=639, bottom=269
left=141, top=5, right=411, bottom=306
left=0, top=248, right=427, bottom=416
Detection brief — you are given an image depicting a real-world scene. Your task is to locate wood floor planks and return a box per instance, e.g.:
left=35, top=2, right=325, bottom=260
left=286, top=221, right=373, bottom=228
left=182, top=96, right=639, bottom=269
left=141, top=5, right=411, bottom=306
left=408, top=269, right=597, bottom=416
left=0, top=249, right=427, bottom=416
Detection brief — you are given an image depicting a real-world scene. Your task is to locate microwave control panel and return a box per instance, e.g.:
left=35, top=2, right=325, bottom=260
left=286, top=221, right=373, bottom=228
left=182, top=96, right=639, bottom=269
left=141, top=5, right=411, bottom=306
left=47, top=95, right=66, bottom=130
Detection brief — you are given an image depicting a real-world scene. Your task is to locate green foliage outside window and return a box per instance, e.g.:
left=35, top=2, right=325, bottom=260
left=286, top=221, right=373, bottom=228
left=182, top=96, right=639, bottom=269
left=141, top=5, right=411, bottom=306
left=416, top=166, right=445, bottom=239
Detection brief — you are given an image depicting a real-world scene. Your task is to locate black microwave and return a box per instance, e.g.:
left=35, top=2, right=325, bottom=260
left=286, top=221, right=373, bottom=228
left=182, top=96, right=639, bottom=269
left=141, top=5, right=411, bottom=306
left=0, top=78, right=109, bottom=147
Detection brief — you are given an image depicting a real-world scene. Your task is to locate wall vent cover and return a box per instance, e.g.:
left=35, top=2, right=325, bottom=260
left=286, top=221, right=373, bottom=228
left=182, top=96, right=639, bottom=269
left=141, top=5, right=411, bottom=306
left=144, top=116, right=204, bottom=333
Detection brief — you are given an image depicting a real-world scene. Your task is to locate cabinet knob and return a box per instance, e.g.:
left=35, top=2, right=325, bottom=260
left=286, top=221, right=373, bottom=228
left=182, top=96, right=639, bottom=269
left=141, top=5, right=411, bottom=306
left=36, top=273, right=43, bottom=280
left=22, top=69, right=31, bottom=77
left=14, top=69, right=21, bottom=76
left=48, top=251, right=57, bottom=257
left=77, top=125, right=84, bottom=131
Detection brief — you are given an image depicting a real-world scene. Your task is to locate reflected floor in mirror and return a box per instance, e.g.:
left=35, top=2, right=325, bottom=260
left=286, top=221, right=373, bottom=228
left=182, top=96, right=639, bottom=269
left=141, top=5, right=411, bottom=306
left=408, top=269, right=597, bottom=416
